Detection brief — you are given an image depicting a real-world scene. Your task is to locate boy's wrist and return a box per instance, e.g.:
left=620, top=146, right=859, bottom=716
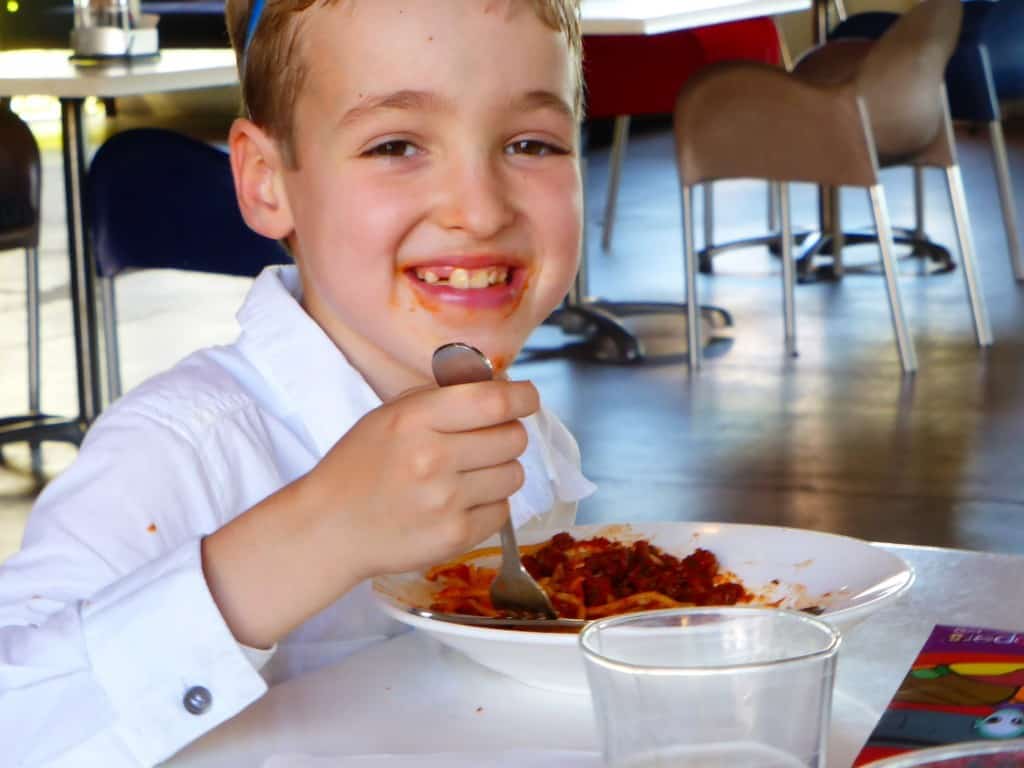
left=289, top=469, right=378, bottom=589
left=200, top=474, right=368, bottom=649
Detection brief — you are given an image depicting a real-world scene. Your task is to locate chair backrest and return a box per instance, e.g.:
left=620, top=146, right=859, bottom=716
left=87, top=128, right=291, bottom=279
left=856, top=0, right=963, bottom=160
left=831, top=3, right=1001, bottom=124
left=0, top=103, right=41, bottom=251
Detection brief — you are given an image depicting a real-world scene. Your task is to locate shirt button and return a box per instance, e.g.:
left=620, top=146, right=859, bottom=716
left=183, top=685, right=212, bottom=715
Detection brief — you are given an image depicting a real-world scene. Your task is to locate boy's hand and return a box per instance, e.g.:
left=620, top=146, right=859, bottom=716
left=202, top=379, right=539, bottom=649
left=306, top=379, right=540, bottom=579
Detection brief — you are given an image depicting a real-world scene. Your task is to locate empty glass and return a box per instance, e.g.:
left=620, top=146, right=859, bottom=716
left=579, top=607, right=841, bottom=768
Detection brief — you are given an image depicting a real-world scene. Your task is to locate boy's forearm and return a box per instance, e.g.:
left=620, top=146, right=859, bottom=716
left=200, top=476, right=367, bottom=649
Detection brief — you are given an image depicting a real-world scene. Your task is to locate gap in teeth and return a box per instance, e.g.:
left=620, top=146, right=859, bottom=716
left=415, top=266, right=510, bottom=288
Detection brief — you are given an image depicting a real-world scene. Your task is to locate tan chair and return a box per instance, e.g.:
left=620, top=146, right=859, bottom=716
left=673, top=0, right=992, bottom=375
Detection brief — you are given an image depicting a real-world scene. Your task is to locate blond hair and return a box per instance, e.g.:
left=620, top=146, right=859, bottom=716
left=225, top=0, right=583, bottom=164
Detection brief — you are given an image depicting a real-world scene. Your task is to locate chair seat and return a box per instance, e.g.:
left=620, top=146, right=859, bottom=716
left=0, top=225, right=35, bottom=252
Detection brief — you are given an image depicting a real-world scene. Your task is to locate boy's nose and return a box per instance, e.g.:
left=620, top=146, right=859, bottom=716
left=433, top=158, right=515, bottom=238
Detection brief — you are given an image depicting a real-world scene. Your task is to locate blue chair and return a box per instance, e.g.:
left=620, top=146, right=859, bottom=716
left=831, top=0, right=1024, bottom=281
left=87, top=128, right=291, bottom=402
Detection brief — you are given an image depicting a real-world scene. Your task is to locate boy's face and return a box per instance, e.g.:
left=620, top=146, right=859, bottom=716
left=280, top=0, right=581, bottom=397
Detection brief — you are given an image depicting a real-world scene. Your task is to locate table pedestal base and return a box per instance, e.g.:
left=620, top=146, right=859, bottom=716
left=534, top=300, right=733, bottom=364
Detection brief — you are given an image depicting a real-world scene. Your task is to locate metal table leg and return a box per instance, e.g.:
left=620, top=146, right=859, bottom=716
left=60, top=97, right=102, bottom=424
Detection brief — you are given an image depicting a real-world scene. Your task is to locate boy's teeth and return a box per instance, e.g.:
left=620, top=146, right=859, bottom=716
left=450, top=268, right=470, bottom=289
left=415, top=266, right=510, bottom=289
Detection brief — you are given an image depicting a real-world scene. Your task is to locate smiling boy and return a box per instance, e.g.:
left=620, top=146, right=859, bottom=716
left=0, top=2, right=592, bottom=765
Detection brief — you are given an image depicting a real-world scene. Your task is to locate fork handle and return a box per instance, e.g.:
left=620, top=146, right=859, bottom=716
left=497, top=518, right=523, bottom=575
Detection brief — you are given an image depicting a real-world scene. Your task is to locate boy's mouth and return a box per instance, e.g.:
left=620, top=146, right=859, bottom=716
left=403, top=259, right=526, bottom=310
left=412, top=265, right=511, bottom=289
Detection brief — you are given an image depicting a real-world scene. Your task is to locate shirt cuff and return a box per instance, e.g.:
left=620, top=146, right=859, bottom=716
left=81, top=538, right=268, bottom=765
left=241, top=641, right=277, bottom=672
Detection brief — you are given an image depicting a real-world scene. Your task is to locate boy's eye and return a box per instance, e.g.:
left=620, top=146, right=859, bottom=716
left=505, top=139, right=567, bottom=157
left=365, top=141, right=418, bottom=158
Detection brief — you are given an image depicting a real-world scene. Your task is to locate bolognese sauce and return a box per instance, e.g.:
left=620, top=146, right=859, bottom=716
left=427, top=532, right=753, bottom=621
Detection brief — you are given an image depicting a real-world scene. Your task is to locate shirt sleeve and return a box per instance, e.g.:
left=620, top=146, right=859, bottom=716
left=0, top=406, right=271, bottom=767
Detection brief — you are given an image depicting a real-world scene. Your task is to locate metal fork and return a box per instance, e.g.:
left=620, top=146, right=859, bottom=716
left=431, top=342, right=558, bottom=619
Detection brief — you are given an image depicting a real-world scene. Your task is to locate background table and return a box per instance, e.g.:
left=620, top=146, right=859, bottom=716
left=0, top=48, right=237, bottom=452
left=169, top=543, right=1024, bottom=767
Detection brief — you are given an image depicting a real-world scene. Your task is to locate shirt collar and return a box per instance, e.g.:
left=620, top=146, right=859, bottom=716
left=236, top=265, right=381, bottom=457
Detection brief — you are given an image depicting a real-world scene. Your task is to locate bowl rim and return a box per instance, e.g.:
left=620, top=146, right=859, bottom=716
left=372, top=521, right=915, bottom=641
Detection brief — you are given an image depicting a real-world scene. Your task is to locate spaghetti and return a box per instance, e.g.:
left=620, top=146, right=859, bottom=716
left=426, top=532, right=752, bottom=620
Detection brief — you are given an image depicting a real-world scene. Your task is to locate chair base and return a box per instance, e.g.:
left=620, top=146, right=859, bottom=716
left=538, top=300, right=733, bottom=364
left=697, top=227, right=955, bottom=280
left=0, top=414, right=87, bottom=447
left=0, top=414, right=86, bottom=476
left=796, top=228, right=955, bottom=281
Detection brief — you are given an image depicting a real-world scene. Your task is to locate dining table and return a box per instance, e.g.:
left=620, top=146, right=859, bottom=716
left=167, top=541, right=1024, bottom=767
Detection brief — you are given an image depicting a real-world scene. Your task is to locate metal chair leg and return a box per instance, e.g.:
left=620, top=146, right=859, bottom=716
left=772, top=18, right=794, bottom=72
left=703, top=182, right=715, bottom=251
left=26, top=246, right=42, bottom=474
left=100, top=277, right=123, bottom=402
left=988, top=120, right=1024, bottom=282
left=913, top=166, right=926, bottom=245
left=946, top=165, right=993, bottom=347
left=601, top=115, right=630, bottom=251
left=767, top=182, right=778, bottom=233
left=868, top=184, right=918, bottom=374
left=832, top=0, right=848, bottom=22
left=683, top=185, right=701, bottom=371
left=779, top=184, right=797, bottom=357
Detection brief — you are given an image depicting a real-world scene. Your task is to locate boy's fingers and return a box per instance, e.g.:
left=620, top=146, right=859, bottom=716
left=458, top=461, right=526, bottom=509
left=448, top=421, right=529, bottom=471
left=418, top=380, right=540, bottom=433
left=386, top=383, right=434, bottom=403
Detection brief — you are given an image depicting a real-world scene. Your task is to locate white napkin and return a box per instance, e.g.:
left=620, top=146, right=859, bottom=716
left=263, top=751, right=603, bottom=768
left=510, top=411, right=597, bottom=529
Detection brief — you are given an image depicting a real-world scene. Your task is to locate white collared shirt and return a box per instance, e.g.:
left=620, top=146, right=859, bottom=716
left=0, top=266, right=594, bottom=768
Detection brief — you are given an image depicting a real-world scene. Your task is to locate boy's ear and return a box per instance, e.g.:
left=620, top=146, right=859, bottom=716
left=229, top=118, right=295, bottom=241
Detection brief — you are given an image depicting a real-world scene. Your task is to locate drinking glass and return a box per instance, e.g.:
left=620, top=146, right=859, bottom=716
left=579, top=607, right=840, bottom=768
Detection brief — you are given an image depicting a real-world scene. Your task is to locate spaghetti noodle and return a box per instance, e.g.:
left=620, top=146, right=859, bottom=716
left=426, top=532, right=752, bottom=620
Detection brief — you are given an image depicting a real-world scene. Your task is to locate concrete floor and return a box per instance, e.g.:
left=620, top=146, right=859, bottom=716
left=2, top=90, right=1024, bottom=563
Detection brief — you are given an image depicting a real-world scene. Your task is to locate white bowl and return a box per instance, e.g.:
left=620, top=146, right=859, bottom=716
left=373, top=522, right=914, bottom=694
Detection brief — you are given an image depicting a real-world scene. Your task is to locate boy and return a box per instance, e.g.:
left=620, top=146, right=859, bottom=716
left=0, top=1, right=592, bottom=765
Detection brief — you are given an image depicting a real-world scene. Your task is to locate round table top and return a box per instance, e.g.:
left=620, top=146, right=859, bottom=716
left=169, top=543, right=1024, bottom=768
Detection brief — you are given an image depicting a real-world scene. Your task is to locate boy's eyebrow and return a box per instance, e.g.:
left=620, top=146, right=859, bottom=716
left=338, top=90, right=448, bottom=129
left=336, top=88, right=575, bottom=129
left=510, top=90, right=575, bottom=121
